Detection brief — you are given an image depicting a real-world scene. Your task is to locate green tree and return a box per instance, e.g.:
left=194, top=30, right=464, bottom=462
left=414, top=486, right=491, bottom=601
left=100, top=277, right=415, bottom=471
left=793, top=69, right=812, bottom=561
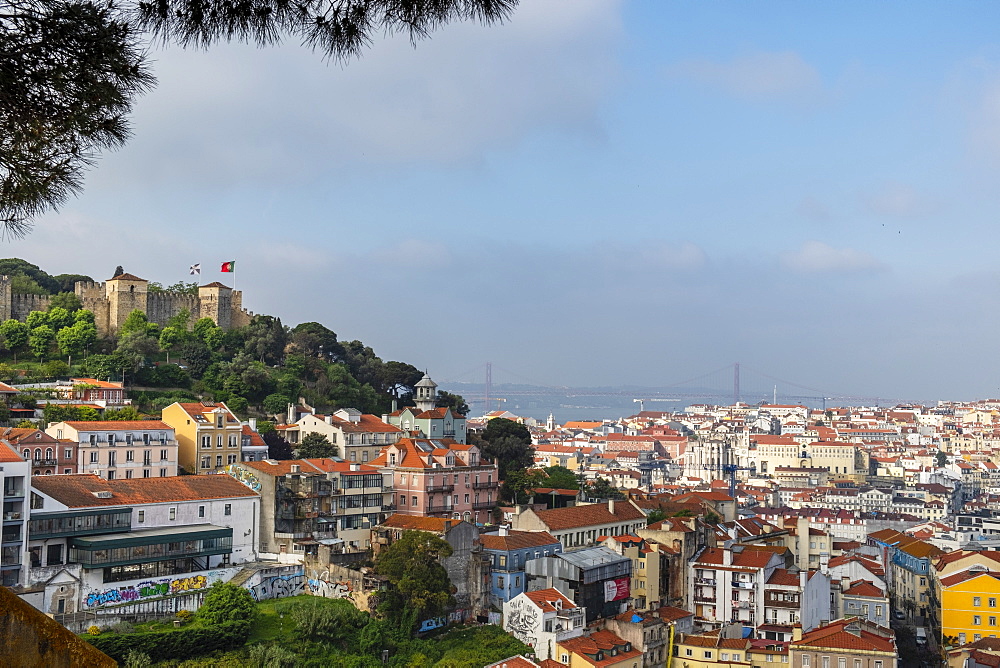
left=197, top=581, right=257, bottom=626
left=25, top=310, right=48, bottom=329
left=119, top=309, right=157, bottom=337
left=290, top=321, right=340, bottom=359
left=48, top=291, right=82, bottom=312
left=158, top=325, right=181, bottom=363
left=585, top=476, right=625, bottom=501
left=243, top=315, right=287, bottom=365
left=28, top=324, right=54, bottom=359
left=74, top=308, right=95, bottom=325
left=374, top=530, right=455, bottom=621
left=480, top=433, right=534, bottom=483
left=436, top=390, right=470, bottom=416
left=0, top=319, right=29, bottom=359
left=46, top=306, right=73, bottom=330
left=502, top=468, right=547, bottom=504
left=540, top=465, right=580, bottom=490
left=104, top=406, right=141, bottom=421
left=193, top=317, right=224, bottom=350
left=52, top=273, right=93, bottom=293
left=56, top=319, right=96, bottom=365
left=298, top=432, right=337, bottom=459
left=263, top=393, right=291, bottom=416
left=483, top=417, right=531, bottom=444
left=44, top=358, right=69, bottom=377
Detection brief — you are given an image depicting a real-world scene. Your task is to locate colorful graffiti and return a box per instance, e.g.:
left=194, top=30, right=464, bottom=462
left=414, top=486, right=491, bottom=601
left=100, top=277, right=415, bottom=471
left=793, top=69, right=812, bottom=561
left=306, top=578, right=351, bottom=599
left=84, top=573, right=211, bottom=608
left=248, top=573, right=304, bottom=601
left=224, top=464, right=261, bottom=492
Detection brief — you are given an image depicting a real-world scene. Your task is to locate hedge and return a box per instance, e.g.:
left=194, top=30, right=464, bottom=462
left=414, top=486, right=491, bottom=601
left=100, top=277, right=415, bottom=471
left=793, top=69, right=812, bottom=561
left=85, top=620, right=251, bottom=662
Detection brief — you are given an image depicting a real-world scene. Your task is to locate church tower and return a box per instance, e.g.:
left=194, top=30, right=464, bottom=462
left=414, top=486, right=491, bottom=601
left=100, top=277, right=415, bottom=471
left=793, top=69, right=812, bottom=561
left=414, top=372, right=438, bottom=413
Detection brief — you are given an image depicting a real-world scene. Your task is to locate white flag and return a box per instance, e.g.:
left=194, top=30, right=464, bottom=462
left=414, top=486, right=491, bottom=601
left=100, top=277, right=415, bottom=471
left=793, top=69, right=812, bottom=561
left=189, top=263, right=201, bottom=275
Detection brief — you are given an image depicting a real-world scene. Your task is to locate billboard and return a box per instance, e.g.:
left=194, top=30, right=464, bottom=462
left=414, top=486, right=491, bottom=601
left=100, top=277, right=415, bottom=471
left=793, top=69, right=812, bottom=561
left=603, top=577, right=630, bottom=602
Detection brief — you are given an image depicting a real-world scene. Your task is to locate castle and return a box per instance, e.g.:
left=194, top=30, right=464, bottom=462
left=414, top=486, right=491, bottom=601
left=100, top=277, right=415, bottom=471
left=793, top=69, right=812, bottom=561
left=0, top=273, right=254, bottom=336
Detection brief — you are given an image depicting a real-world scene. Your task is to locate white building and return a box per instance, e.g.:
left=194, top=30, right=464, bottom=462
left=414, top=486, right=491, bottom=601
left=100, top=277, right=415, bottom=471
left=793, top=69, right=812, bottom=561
left=503, top=588, right=585, bottom=661
left=24, top=474, right=259, bottom=616
left=1, top=441, right=31, bottom=587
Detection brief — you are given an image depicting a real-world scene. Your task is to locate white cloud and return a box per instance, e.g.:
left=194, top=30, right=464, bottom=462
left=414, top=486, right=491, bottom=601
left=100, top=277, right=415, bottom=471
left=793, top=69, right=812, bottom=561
left=668, top=51, right=824, bottom=102
left=780, top=240, right=886, bottom=274
left=92, top=0, right=624, bottom=191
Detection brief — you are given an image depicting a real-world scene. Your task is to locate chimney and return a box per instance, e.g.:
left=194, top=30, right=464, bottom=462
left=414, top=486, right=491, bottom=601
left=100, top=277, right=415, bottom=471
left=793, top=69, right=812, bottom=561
left=290, top=464, right=300, bottom=474
left=287, top=403, right=295, bottom=424
left=792, top=624, right=802, bottom=641
left=325, top=415, right=333, bottom=425
left=609, top=499, right=615, bottom=515
left=499, top=525, right=509, bottom=537
left=248, top=417, right=257, bottom=431
left=382, top=413, right=389, bottom=423
left=350, top=463, right=359, bottom=471
left=391, top=399, right=398, bottom=412
left=840, top=576, right=851, bottom=591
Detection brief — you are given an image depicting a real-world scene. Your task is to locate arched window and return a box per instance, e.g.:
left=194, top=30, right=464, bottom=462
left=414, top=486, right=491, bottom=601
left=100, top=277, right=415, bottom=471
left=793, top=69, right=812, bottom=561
left=34, top=448, right=41, bottom=460
left=45, top=448, right=53, bottom=459
left=22, top=449, right=29, bottom=459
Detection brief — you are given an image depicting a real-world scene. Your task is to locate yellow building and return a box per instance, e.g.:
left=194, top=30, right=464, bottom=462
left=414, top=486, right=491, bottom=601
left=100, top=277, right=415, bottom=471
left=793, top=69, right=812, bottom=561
left=938, top=569, right=1000, bottom=646
left=673, top=634, right=752, bottom=668
left=554, top=629, right=644, bottom=668
left=600, top=535, right=665, bottom=610
left=161, top=401, right=244, bottom=475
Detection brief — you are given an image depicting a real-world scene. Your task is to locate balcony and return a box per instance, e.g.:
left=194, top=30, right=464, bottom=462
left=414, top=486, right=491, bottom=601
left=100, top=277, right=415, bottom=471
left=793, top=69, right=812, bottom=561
left=69, top=525, right=233, bottom=568
left=3, top=512, right=21, bottom=522
left=695, top=577, right=716, bottom=585
left=473, top=501, right=495, bottom=510
left=694, top=595, right=715, bottom=603
left=426, top=504, right=454, bottom=514
left=3, top=488, right=24, bottom=499
left=381, top=505, right=395, bottom=512
left=472, top=481, right=497, bottom=489
left=32, top=459, right=57, bottom=467
left=427, top=484, right=454, bottom=493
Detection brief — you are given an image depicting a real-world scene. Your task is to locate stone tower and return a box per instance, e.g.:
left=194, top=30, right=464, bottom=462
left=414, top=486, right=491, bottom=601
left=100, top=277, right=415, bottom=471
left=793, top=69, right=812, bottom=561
left=413, top=372, right=438, bottom=413
left=198, top=282, right=234, bottom=330
left=105, top=273, right=148, bottom=333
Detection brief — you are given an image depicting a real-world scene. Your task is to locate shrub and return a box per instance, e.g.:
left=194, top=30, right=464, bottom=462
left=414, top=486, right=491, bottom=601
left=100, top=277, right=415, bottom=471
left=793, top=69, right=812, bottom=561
left=87, top=625, right=101, bottom=636
left=198, top=581, right=257, bottom=626
left=176, top=609, right=193, bottom=621
left=86, top=620, right=251, bottom=663
left=108, top=621, right=135, bottom=634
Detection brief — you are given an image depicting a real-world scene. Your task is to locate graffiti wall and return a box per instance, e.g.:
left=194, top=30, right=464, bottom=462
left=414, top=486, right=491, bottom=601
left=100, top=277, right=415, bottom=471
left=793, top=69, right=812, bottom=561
left=82, top=571, right=232, bottom=609
left=306, top=577, right=352, bottom=599
left=224, top=464, right=261, bottom=492
left=248, top=572, right=304, bottom=601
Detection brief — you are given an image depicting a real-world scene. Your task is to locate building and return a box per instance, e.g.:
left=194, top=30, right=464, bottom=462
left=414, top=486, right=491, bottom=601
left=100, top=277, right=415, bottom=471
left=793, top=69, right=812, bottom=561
left=57, top=378, right=126, bottom=406
left=511, top=500, right=648, bottom=550
left=372, top=437, right=498, bottom=524
left=600, top=534, right=666, bottom=611
left=0, top=441, right=30, bottom=587
left=384, top=373, right=467, bottom=443
left=503, top=587, right=586, bottom=661
left=688, top=547, right=786, bottom=632
left=525, top=545, right=633, bottom=623
left=7, top=428, right=75, bottom=476
left=673, top=633, right=751, bottom=668
left=554, top=629, right=643, bottom=668
left=788, top=618, right=898, bottom=668
left=279, top=408, right=402, bottom=464
left=240, top=423, right=269, bottom=462
left=481, top=526, right=563, bottom=608
left=45, top=420, right=178, bottom=479
left=838, top=579, right=890, bottom=627
left=25, top=474, right=260, bottom=616
left=161, top=401, right=243, bottom=475
left=601, top=608, right=668, bottom=668
left=226, top=458, right=392, bottom=555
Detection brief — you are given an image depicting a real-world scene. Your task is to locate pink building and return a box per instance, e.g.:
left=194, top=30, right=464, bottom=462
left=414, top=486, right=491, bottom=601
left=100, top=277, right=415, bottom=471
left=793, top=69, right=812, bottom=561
left=372, top=437, right=499, bottom=524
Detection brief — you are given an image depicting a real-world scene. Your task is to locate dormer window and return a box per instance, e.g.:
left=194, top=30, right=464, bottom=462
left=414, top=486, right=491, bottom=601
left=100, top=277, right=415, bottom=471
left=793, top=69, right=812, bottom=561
left=390, top=453, right=397, bottom=465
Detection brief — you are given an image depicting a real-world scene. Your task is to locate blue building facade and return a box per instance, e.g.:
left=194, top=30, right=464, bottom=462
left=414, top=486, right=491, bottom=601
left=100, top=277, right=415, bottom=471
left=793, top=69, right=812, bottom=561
left=481, top=528, right=562, bottom=608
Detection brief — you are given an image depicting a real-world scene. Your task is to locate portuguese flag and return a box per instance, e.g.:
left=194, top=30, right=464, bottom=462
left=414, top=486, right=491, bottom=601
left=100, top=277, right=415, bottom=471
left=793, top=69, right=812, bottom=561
left=220, top=261, right=235, bottom=273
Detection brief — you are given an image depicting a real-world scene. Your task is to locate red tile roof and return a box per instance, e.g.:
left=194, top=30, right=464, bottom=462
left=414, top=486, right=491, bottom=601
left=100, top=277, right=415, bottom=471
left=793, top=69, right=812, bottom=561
left=380, top=514, right=464, bottom=532
left=30, top=474, right=258, bottom=507
left=524, top=588, right=577, bottom=613
left=0, top=440, right=24, bottom=463
left=480, top=530, right=560, bottom=552
left=842, top=580, right=884, bottom=597
left=531, top=501, right=645, bottom=531
left=61, top=420, right=172, bottom=431
left=793, top=619, right=896, bottom=653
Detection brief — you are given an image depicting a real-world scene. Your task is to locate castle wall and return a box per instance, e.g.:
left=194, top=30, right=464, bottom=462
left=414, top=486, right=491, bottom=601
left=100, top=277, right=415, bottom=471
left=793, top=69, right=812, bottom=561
left=230, top=291, right=253, bottom=328
left=75, top=282, right=110, bottom=336
left=11, top=293, right=52, bottom=320
left=147, top=293, right=201, bottom=328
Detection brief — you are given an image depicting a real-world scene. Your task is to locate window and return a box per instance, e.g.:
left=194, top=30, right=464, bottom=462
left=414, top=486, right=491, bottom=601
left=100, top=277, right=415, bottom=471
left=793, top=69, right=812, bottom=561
left=160, top=449, right=168, bottom=461
left=217, top=435, right=223, bottom=448
left=800, top=657, right=808, bottom=667
left=767, top=655, right=773, bottom=662
left=464, top=494, right=470, bottom=503
left=838, top=659, right=845, bottom=668
left=198, top=505, right=205, bottom=518
left=412, top=496, right=417, bottom=507
left=975, top=616, right=982, bottom=625
left=732, top=654, right=741, bottom=662
left=126, top=450, right=134, bottom=462
left=722, top=654, right=729, bottom=661
left=169, top=507, right=176, bottom=520
left=514, top=576, right=520, bottom=587
left=976, top=634, right=983, bottom=641
left=201, top=456, right=211, bottom=469
left=216, top=455, right=222, bottom=467
left=876, top=605, right=882, bottom=616
left=705, top=651, right=713, bottom=659
left=90, top=451, right=99, bottom=463
left=976, top=597, right=983, bottom=606
left=920, top=577, right=926, bottom=586
left=399, top=494, right=406, bottom=506
left=143, top=469, right=150, bottom=478
left=160, top=469, right=167, bottom=476
left=685, top=649, right=693, bottom=657
left=224, top=504, right=232, bottom=516
left=227, top=454, right=237, bottom=465
left=497, top=576, right=504, bottom=588
left=349, top=451, right=356, bottom=461
left=822, top=657, right=830, bottom=668
left=125, top=469, right=132, bottom=479
left=229, top=435, right=238, bottom=447
left=137, top=510, right=144, bottom=523
left=991, top=598, right=997, bottom=607
left=201, top=435, right=211, bottom=449
left=63, top=468, right=71, bottom=474
left=991, top=617, right=997, bottom=626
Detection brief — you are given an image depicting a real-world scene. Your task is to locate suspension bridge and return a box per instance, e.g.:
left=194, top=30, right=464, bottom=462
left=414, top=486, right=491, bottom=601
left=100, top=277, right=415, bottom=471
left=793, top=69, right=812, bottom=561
left=440, top=362, right=911, bottom=414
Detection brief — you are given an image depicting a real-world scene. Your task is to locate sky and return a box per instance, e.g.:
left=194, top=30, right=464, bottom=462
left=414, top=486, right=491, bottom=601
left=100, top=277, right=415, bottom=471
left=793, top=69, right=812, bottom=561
left=11, top=1, right=1000, bottom=402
